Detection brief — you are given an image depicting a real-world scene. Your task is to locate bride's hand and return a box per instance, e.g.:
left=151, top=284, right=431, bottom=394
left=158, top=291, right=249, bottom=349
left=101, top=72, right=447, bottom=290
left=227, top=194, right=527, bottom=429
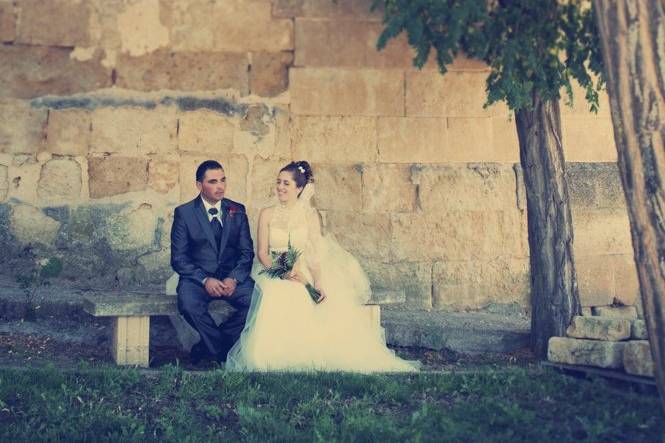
left=284, top=269, right=307, bottom=284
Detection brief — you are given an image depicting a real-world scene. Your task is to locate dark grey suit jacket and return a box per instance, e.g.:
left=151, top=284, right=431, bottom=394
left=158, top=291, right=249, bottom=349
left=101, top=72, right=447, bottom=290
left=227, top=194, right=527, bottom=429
left=170, top=196, right=254, bottom=285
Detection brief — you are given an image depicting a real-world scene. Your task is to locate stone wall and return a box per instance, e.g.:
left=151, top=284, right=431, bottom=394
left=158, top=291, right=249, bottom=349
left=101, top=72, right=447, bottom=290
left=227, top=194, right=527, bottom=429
left=0, top=0, right=637, bottom=314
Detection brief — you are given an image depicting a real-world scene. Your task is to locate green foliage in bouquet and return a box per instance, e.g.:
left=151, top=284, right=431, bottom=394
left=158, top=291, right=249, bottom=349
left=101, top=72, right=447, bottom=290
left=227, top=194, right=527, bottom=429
left=259, top=238, right=302, bottom=279
left=259, top=239, right=323, bottom=303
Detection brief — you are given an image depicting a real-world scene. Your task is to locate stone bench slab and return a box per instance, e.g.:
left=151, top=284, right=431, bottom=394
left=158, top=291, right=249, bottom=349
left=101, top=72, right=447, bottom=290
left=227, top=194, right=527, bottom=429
left=83, top=294, right=233, bottom=317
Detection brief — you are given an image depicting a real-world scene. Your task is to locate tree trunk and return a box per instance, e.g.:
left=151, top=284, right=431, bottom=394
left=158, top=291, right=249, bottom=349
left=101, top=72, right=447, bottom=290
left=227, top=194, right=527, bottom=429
left=515, top=92, right=581, bottom=359
left=594, top=0, right=665, bottom=412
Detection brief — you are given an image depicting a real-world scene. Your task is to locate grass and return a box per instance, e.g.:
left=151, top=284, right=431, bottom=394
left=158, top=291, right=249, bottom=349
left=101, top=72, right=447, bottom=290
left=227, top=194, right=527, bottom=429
left=0, top=364, right=663, bottom=442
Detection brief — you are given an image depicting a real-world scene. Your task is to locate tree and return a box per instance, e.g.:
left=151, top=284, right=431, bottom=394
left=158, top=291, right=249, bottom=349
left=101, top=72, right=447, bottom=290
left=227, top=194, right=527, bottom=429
left=372, top=0, right=605, bottom=357
left=593, top=0, right=665, bottom=412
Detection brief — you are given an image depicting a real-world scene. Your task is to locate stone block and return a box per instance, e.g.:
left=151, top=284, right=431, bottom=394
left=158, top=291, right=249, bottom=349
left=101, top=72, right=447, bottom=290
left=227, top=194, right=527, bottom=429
left=159, top=0, right=214, bottom=50
left=179, top=155, right=248, bottom=203
left=623, top=340, right=654, bottom=377
left=361, top=164, right=416, bottom=213
left=211, top=0, right=293, bottom=52
left=566, top=316, right=631, bottom=341
left=178, top=110, right=235, bottom=155
left=411, top=163, right=519, bottom=212
left=377, top=117, right=448, bottom=163
left=406, top=71, right=502, bottom=117
left=0, top=45, right=111, bottom=99
left=611, top=254, right=639, bottom=306
left=592, top=305, right=638, bottom=320
left=446, top=117, right=493, bottom=162
left=46, top=109, right=91, bottom=156
left=6, top=155, right=41, bottom=203
left=369, top=289, right=406, bottom=305
left=0, top=100, right=46, bottom=154
left=250, top=51, right=293, bottom=97
left=491, top=116, right=520, bottom=162
left=0, top=1, right=16, bottom=42
left=148, top=157, right=179, bottom=194
left=383, top=310, right=530, bottom=353
left=0, top=164, right=7, bottom=201
left=567, top=163, right=625, bottom=210
left=292, top=116, right=378, bottom=163
left=324, top=211, right=391, bottom=261
left=291, top=68, right=404, bottom=116
left=273, top=0, right=379, bottom=18
left=294, top=18, right=412, bottom=68
left=16, top=0, right=92, bottom=47
left=432, top=258, right=529, bottom=311
left=116, top=0, right=169, bottom=57
left=233, top=104, right=290, bottom=160
left=391, top=210, right=523, bottom=261
left=311, top=163, right=362, bottom=211
left=105, top=204, right=158, bottom=251
left=575, top=255, right=615, bottom=307
left=573, top=209, right=632, bottom=256
left=547, top=336, right=626, bottom=369
left=362, top=260, right=432, bottom=309
left=115, top=51, right=249, bottom=93
left=37, top=158, right=82, bottom=204
left=88, top=156, right=148, bottom=198
left=631, top=320, right=647, bottom=340
left=273, top=108, right=292, bottom=160
left=235, top=106, right=291, bottom=160
left=562, top=116, right=617, bottom=162
left=91, top=106, right=177, bottom=155
left=10, top=203, right=60, bottom=246
left=248, top=157, right=285, bottom=210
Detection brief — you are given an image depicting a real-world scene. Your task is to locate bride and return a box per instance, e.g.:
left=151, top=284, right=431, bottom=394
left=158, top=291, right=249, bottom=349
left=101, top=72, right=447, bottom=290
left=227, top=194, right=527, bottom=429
left=225, top=161, right=418, bottom=372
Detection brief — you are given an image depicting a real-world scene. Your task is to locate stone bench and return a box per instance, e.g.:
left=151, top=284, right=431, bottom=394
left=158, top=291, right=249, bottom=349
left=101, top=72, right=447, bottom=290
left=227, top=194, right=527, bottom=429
left=83, top=292, right=390, bottom=367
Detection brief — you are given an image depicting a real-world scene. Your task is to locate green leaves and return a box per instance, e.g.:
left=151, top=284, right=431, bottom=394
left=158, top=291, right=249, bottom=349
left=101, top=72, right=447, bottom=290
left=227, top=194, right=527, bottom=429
left=374, top=0, right=605, bottom=112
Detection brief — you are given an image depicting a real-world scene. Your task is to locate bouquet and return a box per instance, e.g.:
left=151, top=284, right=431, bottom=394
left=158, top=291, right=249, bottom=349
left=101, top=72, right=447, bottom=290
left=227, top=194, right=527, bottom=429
left=259, top=239, right=323, bottom=303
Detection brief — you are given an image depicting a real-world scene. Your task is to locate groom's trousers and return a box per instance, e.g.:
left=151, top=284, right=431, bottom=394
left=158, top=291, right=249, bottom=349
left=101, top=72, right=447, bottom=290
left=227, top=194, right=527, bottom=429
left=177, top=277, right=254, bottom=357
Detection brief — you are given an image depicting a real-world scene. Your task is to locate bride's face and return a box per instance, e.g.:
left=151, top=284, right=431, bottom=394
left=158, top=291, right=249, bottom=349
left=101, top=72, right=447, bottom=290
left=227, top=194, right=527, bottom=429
left=276, top=171, right=303, bottom=203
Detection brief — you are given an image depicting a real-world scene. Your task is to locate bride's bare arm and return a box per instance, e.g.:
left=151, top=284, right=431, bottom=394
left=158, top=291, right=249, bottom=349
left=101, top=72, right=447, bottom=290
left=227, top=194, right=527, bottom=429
left=256, top=207, right=273, bottom=268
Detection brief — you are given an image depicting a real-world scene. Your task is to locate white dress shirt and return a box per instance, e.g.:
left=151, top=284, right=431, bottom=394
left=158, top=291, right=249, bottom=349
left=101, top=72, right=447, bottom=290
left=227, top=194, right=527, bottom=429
left=201, top=196, right=223, bottom=226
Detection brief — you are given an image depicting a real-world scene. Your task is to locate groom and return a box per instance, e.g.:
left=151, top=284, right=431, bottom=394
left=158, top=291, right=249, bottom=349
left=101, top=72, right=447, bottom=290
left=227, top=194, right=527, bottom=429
left=170, top=160, right=254, bottom=363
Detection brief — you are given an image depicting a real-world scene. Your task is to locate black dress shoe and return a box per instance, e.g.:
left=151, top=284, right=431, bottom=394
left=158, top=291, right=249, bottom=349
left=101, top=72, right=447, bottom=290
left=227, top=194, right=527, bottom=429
left=190, top=341, right=211, bottom=364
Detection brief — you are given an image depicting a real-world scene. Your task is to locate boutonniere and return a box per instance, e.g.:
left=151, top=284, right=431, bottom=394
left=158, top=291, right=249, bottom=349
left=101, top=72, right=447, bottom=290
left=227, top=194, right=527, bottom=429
left=228, top=205, right=240, bottom=218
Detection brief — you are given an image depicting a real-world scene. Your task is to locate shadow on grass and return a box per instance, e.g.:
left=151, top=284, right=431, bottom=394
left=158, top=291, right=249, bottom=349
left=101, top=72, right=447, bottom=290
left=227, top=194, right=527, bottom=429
left=0, top=364, right=662, bottom=442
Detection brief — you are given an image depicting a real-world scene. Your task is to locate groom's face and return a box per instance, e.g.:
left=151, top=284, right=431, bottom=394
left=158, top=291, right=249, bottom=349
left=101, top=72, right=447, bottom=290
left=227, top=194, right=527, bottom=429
left=197, top=168, right=226, bottom=204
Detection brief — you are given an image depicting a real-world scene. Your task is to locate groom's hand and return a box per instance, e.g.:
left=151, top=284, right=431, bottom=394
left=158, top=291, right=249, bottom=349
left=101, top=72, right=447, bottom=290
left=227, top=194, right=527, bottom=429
left=204, top=277, right=226, bottom=297
left=220, top=278, right=237, bottom=296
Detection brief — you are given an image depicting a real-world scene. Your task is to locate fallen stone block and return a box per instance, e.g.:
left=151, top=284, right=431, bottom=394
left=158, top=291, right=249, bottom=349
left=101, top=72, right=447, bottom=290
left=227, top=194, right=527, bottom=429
left=566, top=315, right=630, bottom=341
left=592, top=305, right=638, bottom=320
left=623, top=340, right=654, bottom=377
left=548, top=337, right=626, bottom=369
left=631, top=320, right=648, bottom=340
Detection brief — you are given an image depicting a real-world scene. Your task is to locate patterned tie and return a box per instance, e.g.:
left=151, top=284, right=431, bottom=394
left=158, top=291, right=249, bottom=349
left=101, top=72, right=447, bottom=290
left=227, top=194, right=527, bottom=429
left=208, top=207, right=222, bottom=244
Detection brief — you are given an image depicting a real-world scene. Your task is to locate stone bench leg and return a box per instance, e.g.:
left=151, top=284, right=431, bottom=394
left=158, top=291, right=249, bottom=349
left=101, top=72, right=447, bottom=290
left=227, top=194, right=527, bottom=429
left=112, top=316, right=150, bottom=367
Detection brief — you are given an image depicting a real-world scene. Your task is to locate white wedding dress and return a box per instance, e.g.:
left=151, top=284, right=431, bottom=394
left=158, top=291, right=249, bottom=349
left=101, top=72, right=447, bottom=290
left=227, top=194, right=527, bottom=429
left=225, top=186, right=418, bottom=373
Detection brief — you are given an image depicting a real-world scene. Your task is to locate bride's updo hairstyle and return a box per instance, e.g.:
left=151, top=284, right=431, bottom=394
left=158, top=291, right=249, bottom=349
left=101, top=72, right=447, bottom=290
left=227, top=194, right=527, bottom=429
left=280, top=161, right=314, bottom=189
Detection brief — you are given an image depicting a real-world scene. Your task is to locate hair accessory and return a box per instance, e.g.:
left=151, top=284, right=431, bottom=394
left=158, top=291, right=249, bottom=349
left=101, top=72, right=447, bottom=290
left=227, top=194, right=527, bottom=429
left=298, top=166, right=305, bottom=173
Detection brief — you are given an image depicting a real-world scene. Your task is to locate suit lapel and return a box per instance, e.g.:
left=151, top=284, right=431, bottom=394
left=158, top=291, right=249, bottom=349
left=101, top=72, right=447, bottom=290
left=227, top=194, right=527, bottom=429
left=218, top=200, right=231, bottom=258
left=193, top=197, right=218, bottom=252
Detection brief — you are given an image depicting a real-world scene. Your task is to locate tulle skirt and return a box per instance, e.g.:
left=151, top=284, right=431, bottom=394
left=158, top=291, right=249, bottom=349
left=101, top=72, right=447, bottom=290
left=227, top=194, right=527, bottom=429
left=225, top=237, right=419, bottom=373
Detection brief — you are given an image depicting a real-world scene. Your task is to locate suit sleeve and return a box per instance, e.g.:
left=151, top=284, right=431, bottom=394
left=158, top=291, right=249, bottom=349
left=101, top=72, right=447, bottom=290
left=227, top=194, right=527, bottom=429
left=170, top=206, right=207, bottom=285
left=228, top=211, right=255, bottom=283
